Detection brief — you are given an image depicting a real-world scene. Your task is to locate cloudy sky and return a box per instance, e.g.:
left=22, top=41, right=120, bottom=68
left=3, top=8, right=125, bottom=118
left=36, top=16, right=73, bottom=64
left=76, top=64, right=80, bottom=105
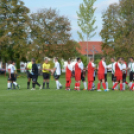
left=22, top=0, right=119, bottom=41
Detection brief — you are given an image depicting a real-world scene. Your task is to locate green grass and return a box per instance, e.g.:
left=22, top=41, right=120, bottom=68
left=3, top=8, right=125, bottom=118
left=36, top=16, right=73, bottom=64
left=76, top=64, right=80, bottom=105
left=0, top=74, right=134, bottom=134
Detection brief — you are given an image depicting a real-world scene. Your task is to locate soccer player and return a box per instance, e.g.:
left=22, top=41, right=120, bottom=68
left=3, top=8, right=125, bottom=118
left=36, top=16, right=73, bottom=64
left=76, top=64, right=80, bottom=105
left=112, top=57, right=123, bottom=91
left=80, top=61, right=87, bottom=90
left=42, top=58, right=51, bottom=89
left=97, top=57, right=107, bottom=91
left=65, top=59, right=72, bottom=91
left=128, top=57, right=134, bottom=89
left=87, top=57, right=95, bottom=90
left=31, top=58, right=42, bottom=90
left=26, top=60, right=33, bottom=89
left=108, top=58, right=117, bottom=89
left=52, top=57, right=62, bottom=90
left=74, top=57, right=83, bottom=91
left=7, top=61, right=20, bottom=90
left=121, top=58, right=127, bottom=90
left=11, top=61, right=18, bottom=89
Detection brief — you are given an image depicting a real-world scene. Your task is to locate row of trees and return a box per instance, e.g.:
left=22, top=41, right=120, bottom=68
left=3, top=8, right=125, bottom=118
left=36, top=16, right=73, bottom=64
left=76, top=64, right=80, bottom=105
left=100, top=0, right=134, bottom=59
left=0, top=0, right=80, bottom=65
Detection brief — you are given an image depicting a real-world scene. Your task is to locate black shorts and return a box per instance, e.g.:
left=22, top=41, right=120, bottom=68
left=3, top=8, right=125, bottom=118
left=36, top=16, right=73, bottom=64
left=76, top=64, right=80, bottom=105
left=105, top=74, right=107, bottom=82
left=94, top=77, right=95, bottom=81
left=32, top=75, right=38, bottom=83
left=43, top=73, right=50, bottom=79
left=112, top=74, right=116, bottom=82
left=81, top=72, right=85, bottom=82
left=27, top=72, right=33, bottom=79
left=123, top=73, right=127, bottom=82
left=129, top=71, right=134, bottom=81
left=54, top=75, right=60, bottom=80
left=8, top=74, right=15, bottom=81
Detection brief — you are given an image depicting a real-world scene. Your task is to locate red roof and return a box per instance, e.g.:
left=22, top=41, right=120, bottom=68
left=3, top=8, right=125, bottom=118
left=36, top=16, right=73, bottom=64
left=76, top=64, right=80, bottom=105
left=78, top=41, right=103, bottom=55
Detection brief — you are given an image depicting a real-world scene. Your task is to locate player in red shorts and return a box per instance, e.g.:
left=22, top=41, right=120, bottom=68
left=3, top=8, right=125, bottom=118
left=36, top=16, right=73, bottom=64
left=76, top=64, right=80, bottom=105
left=112, top=57, right=123, bottom=90
left=87, top=57, right=95, bottom=91
left=65, top=59, right=72, bottom=91
left=97, top=57, right=107, bottom=91
left=74, top=57, right=83, bottom=91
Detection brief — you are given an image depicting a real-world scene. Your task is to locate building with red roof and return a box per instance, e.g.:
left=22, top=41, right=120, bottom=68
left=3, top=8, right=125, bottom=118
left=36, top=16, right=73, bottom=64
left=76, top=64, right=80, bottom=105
left=78, top=41, right=103, bottom=56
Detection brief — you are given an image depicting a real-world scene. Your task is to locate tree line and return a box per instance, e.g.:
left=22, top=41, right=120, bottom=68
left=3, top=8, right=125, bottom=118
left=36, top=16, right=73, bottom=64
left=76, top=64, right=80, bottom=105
left=0, top=0, right=79, bottom=65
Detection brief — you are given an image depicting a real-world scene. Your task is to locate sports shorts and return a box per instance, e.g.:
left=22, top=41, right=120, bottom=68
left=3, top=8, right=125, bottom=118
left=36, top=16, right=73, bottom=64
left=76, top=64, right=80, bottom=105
left=129, top=71, right=134, bottom=81
left=43, top=73, right=50, bottom=79
left=8, top=74, right=15, bottom=81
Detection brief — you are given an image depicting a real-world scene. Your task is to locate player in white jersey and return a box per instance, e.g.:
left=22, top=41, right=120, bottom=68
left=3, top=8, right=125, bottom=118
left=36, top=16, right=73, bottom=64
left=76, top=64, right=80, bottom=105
left=52, top=57, right=62, bottom=90
left=128, top=57, right=134, bottom=90
left=107, top=57, right=117, bottom=89
left=121, top=58, right=127, bottom=90
left=7, top=61, right=20, bottom=90
left=80, top=61, right=87, bottom=90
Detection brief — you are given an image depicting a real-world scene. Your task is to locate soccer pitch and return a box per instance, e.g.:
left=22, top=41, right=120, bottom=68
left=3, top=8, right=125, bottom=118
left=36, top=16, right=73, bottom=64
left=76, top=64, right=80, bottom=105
left=0, top=75, right=134, bottom=134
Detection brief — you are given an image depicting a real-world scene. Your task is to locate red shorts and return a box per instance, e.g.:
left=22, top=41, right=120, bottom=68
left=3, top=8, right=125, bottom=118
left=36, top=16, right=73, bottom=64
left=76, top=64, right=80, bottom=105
left=116, top=76, right=122, bottom=81
left=98, top=74, right=105, bottom=81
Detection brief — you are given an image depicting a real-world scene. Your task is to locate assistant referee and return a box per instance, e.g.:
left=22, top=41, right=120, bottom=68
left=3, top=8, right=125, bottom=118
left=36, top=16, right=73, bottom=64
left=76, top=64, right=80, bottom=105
left=42, top=58, right=51, bottom=89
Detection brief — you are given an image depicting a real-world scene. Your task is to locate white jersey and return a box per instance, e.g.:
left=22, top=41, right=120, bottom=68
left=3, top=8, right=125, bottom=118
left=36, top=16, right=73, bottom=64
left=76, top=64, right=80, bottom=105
left=78, top=62, right=84, bottom=71
left=128, top=62, right=134, bottom=72
left=121, top=63, right=126, bottom=74
left=108, top=62, right=116, bottom=74
left=8, top=64, right=15, bottom=74
left=55, top=61, right=61, bottom=75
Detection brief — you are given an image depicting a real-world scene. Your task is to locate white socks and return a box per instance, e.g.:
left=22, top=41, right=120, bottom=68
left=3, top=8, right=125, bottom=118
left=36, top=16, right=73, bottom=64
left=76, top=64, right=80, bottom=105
left=56, top=81, right=59, bottom=89
left=106, top=82, right=108, bottom=89
left=56, top=81, right=62, bottom=89
left=83, top=82, right=87, bottom=90
left=123, top=83, right=125, bottom=90
left=129, top=82, right=132, bottom=88
left=13, top=82, right=18, bottom=86
left=7, top=83, right=11, bottom=88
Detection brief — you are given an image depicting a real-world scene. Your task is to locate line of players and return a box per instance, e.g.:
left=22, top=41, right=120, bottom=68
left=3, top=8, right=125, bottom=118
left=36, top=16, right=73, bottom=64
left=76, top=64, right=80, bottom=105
left=7, top=57, right=134, bottom=91
left=66, top=57, right=134, bottom=91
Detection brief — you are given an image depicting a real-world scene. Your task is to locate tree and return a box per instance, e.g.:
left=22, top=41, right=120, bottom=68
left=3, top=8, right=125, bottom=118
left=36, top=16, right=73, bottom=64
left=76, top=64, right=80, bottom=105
left=0, top=0, right=30, bottom=67
left=28, top=8, right=78, bottom=61
left=100, top=0, right=134, bottom=59
left=77, top=0, right=97, bottom=63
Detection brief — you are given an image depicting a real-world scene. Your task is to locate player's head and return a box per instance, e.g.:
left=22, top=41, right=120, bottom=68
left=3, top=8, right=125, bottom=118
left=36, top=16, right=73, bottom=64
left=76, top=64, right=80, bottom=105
left=8, top=60, right=12, bottom=64
left=44, top=57, right=49, bottom=63
left=31, top=58, right=36, bottom=64
left=90, top=57, right=94, bottom=62
left=111, top=57, right=115, bottom=63
left=117, top=57, right=121, bottom=62
left=77, top=57, right=81, bottom=63
left=121, top=57, right=125, bottom=63
left=68, top=58, right=71, bottom=64
left=101, top=56, right=105, bottom=61
left=12, top=61, right=16, bottom=65
left=55, top=57, right=58, bottom=62
left=129, top=57, right=134, bottom=62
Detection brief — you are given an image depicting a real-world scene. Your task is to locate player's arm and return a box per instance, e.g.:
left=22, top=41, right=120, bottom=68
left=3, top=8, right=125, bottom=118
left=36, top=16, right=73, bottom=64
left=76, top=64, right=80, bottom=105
left=8, top=69, right=11, bottom=78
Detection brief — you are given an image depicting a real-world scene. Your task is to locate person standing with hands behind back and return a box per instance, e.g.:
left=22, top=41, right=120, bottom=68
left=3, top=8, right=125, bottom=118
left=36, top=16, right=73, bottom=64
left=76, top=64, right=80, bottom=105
left=42, top=57, right=51, bottom=89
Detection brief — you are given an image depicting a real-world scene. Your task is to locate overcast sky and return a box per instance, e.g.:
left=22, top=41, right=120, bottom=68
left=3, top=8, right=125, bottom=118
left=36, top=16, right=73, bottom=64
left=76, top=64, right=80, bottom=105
left=22, top=0, right=119, bottom=41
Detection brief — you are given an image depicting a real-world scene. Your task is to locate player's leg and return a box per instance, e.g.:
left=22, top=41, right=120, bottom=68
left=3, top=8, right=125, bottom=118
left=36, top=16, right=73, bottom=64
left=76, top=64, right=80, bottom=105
left=129, top=71, right=133, bottom=89
left=46, top=73, right=50, bottom=89
left=81, top=73, right=87, bottom=90
left=77, top=81, right=81, bottom=91
left=105, top=74, right=109, bottom=90
left=102, top=79, right=107, bottom=91
left=7, top=76, right=11, bottom=90
left=122, top=74, right=126, bottom=90
left=55, top=75, right=61, bottom=90
left=12, top=74, right=20, bottom=89
left=97, top=80, right=101, bottom=91
left=43, top=73, right=46, bottom=89
left=112, top=78, right=119, bottom=90
left=119, top=80, right=123, bottom=91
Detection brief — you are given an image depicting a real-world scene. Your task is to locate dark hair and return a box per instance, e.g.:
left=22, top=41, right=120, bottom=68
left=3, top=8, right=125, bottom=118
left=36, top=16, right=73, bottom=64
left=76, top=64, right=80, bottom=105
left=101, top=56, right=105, bottom=59
left=117, top=57, right=121, bottom=61
left=8, top=60, right=12, bottom=64
left=31, top=58, right=36, bottom=63
left=55, top=57, right=58, bottom=60
left=130, top=57, right=134, bottom=60
left=77, top=57, right=81, bottom=62
left=90, top=57, right=94, bottom=61
left=121, top=57, right=124, bottom=61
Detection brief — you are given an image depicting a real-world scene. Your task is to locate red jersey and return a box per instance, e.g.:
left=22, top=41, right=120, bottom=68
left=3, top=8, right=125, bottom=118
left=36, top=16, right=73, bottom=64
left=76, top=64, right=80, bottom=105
left=115, top=63, right=122, bottom=77
left=88, top=62, right=94, bottom=82
left=66, top=65, right=72, bottom=79
left=75, top=63, right=81, bottom=81
left=98, top=60, right=105, bottom=75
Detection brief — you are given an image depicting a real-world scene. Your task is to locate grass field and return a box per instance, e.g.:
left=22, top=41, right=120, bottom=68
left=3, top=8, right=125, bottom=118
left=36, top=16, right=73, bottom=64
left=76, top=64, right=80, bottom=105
left=0, top=74, right=134, bottom=134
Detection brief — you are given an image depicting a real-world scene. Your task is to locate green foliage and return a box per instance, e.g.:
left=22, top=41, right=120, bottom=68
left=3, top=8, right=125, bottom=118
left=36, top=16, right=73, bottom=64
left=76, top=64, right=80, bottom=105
left=48, top=60, right=55, bottom=69
left=80, top=55, right=88, bottom=67
left=77, top=0, right=97, bottom=41
left=100, top=0, right=134, bottom=59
